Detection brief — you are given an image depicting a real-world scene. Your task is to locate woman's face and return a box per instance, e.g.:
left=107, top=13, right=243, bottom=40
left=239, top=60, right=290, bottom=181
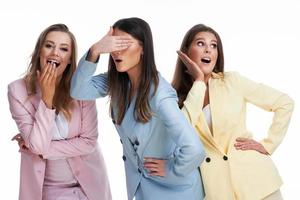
left=111, top=29, right=143, bottom=74
left=188, top=31, right=218, bottom=76
left=39, top=31, right=72, bottom=78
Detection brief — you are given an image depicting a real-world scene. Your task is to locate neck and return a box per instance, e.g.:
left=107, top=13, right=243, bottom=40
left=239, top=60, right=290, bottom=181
left=204, top=73, right=212, bottom=85
left=127, top=64, right=142, bottom=94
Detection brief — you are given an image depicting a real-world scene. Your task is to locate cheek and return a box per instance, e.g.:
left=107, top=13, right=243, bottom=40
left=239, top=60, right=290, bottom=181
left=62, top=54, right=72, bottom=64
left=188, top=47, right=202, bottom=61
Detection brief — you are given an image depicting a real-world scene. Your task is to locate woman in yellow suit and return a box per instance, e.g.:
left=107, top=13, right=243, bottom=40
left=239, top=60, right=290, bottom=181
left=172, top=24, right=294, bottom=200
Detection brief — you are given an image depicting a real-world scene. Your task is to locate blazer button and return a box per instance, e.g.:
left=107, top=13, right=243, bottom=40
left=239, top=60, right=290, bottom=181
left=112, top=119, right=116, bottom=124
left=138, top=169, right=142, bottom=173
left=223, top=155, right=228, bottom=161
left=205, top=157, right=211, bottom=163
left=122, top=155, right=126, bottom=161
left=134, top=140, right=139, bottom=146
left=120, top=139, right=123, bottom=144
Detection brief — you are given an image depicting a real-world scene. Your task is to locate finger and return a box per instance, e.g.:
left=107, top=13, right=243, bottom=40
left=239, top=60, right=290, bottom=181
left=115, top=39, right=134, bottom=45
left=39, top=64, right=50, bottom=85
left=48, top=64, right=56, bottom=83
left=144, top=163, right=159, bottom=169
left=144, top=157, right=161, bottom=164
left=177, top=52, right=194, bottom=72
left=149, top=172, right=165, bottom=177
left=235, top=137, right=249, bottom=142
left=114, top=44, right=130, bottom=51
left=11, top=133, right=21, bottom=141
left=44, top=63, right=55, bottom=83
left=185, top=70, right=192, bottom=76
left=107, top=27, right=113, bottom=36
left=115, top=36, right=133, bottom=41
left=37, top=70, right=41, bottom=81
left=146, top=167, right=159, bottom=173
left=41, top=62, right=51, bottom=80
left=177, top=51, right=193, bottom=64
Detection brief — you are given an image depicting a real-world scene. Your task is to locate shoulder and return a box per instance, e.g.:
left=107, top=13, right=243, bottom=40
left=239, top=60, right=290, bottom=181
left=8, top=78, right=28, bottom=98
left=150, top=73, right=177, bottom=110
left=8, top=78, right=26, bottom=90
left=154, top=73, right=177, bottom=99
left=212, top=71, right=242, bottom=85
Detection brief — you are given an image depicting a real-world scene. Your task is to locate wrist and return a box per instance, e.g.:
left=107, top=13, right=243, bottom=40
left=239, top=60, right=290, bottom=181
left=42, top=97, right=53, bottom=109
left=87, top=46, right=100, bottom=63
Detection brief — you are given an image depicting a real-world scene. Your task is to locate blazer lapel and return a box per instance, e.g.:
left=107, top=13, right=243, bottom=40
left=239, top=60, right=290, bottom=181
left=204, top=74, right=226, bottom=154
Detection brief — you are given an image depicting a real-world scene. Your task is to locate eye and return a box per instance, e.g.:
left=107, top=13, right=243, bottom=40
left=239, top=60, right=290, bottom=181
left=197, top=41, right=205, bottom=46
left=45, top=43, right=53, bottom=48
left=60, top=47, right=69, bottom=52
left=211, top=43, right=217, bottom=49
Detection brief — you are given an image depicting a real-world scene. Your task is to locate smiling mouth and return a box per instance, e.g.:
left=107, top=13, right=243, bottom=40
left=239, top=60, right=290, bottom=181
left=201, top=58, right=211, bottom=64
left=47, top=60, right=60, bottom=68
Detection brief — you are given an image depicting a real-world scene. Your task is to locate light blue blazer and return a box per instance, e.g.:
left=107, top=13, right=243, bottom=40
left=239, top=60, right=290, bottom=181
left=71, top=53, right=206, bottom=200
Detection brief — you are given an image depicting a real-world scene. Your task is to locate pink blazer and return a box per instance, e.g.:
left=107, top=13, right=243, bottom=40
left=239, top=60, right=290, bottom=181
left=8, top=79, right=112, bottom=200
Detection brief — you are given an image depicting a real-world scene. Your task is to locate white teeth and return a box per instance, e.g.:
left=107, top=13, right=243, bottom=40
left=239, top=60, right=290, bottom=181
left=47, top=59, right=60, bottom=67
left=201, top=58, right=211, bottom=64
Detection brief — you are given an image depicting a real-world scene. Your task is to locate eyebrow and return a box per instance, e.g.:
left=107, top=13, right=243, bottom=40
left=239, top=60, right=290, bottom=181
left=194, top=37, right=217, bottom=43
left=44, top=40, right=70, bottom=47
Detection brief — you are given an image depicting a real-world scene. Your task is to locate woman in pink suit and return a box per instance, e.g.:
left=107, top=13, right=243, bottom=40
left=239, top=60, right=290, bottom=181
left=8, top=24, right=111, bottom=200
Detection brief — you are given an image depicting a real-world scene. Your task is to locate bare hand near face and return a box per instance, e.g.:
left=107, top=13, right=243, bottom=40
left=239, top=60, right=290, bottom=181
left=90, top=27, right=133, bottom=55
left=177, top=50, right=204, bottom=82
left=37, top=62, right=57, bottom=109
left=144, top=157, right=166, bottom=177
left=234, top=137, right=269, bottom=155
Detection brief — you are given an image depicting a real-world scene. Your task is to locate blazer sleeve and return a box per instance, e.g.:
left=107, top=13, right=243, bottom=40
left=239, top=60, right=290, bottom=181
left=43, top=100, right=98, bottom=159
left=234, top=72, right=294, bottom=154
left=70, top=51, right=108, bottom=100
left=181, top=81, right=207, bottom=126
left=7, top=83, right=56, bottom=155
left=156, top=84, right=205, bottom=177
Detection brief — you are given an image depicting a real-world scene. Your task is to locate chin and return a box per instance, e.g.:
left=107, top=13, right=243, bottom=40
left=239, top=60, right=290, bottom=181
left=116, top=67, right=127, bottom=73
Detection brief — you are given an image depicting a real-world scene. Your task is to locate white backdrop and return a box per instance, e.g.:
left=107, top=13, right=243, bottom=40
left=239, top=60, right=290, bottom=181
left=1, top=0, right=299, bottom=199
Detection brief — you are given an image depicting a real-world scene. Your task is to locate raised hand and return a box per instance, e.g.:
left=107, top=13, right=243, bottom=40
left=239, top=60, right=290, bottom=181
left=88, top=27, right=133, bottom=61
left=37, top=62, right=57, bottom=109
left=143, top=157, right=166, bottom=177
left=177, top=50, right=204, bottom=82
left=234, top=137, right=269, bottom=155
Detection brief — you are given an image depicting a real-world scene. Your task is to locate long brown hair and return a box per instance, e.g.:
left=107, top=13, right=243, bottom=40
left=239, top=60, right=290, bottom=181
left=108, top=17, right=159, bottom=124
left=172, top=24, right=224, bottom=108
left=24, top=23, right=77, bottom=120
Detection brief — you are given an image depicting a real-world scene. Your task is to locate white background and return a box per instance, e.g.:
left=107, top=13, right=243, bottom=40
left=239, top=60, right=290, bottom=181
left=0, top=0, right=299, bottom=199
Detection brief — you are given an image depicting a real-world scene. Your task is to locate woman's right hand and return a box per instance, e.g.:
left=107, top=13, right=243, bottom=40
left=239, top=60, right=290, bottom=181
left=177, top=50, right=204, bottom=82
left=88, top=27, right=133, bottom=61
left=37, top=62, right=57, bottom=109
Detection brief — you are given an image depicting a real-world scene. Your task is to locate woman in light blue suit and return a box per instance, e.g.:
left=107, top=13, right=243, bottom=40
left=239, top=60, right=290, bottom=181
left=71, top=17, right=205, bottom=200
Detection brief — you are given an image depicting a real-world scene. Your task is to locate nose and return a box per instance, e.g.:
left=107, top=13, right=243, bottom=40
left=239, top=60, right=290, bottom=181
left=204, top=45, right=211, bottom=53
left=51, top=47, right=59, bottom=56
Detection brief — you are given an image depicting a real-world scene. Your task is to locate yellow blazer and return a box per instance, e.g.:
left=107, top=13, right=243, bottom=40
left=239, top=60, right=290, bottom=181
left=182, top=72, right=294, bottom=200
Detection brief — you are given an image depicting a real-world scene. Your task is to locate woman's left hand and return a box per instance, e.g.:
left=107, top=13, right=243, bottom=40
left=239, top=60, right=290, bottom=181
left=143, top=157, right=166, bottom=177
left=11, top=133, right=28, bottom=150
left=234, top=137, right=269, bottom=155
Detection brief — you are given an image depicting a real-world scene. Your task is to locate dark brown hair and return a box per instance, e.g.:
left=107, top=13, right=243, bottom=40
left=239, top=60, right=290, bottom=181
left=24, top=23, right=77, bottom=120
left=172, top=24, right=224, bottom=108
left=108, top=17, right=159, bottom=124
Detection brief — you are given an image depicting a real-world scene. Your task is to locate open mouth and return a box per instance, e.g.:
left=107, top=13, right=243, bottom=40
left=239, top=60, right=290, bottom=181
left=47, top=60, right=60, bottom=68
left=115, top=59, right=122, bottom=63
left=201, top=58, right=211, bottom=64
